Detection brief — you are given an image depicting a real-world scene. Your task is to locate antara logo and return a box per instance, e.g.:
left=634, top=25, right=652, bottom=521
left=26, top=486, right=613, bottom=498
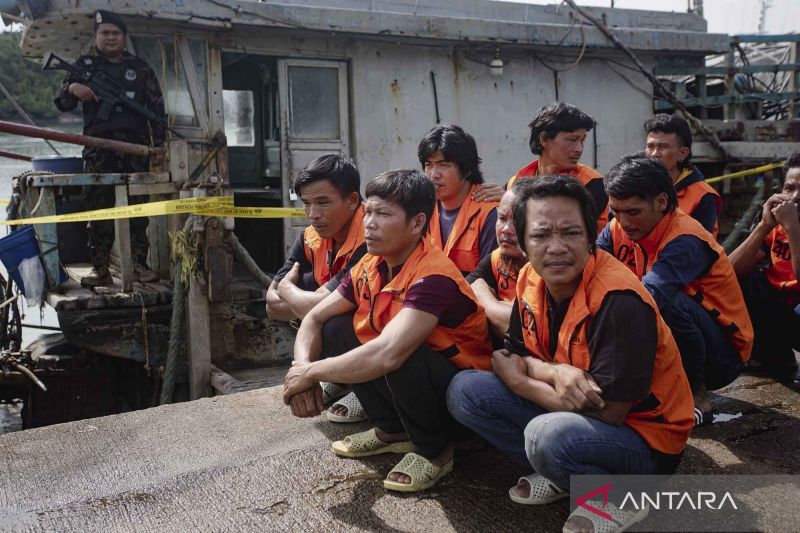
left=576, top=483, right=738, bottom=522
left=620, top=491, right=738, bottom=511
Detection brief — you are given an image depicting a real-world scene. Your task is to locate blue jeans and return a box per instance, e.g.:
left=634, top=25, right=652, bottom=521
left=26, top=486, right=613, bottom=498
left=447, top=370, right=661, bottom=490
left=660, top=291, right=744, bottom=392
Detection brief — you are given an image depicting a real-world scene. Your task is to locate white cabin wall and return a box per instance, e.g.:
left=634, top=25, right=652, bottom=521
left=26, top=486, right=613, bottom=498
left=347, top=40, right=656, bottom=186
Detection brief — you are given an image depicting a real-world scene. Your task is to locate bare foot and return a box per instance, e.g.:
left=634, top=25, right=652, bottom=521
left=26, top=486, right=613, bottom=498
left=510, top=477, right=531, bottom=500
left=562, top=515, right=595, bottom=533
left=386, top=444, right=453, bottom=485
left=329, top=403, right=349, bottom=418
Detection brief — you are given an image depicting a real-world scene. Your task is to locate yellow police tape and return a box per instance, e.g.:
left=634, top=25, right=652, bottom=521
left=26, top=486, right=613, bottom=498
left=705, top=162, right=785, bottom=184
left=0, top=196, right=307, bottom=226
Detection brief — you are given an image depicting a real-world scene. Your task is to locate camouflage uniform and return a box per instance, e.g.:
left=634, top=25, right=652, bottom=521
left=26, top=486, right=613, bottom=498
left=54, top=49, right=166, bottom=272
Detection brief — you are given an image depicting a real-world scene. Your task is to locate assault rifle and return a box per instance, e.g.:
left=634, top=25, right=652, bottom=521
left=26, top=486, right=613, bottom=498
left=43, top=52, right=183, bottom=139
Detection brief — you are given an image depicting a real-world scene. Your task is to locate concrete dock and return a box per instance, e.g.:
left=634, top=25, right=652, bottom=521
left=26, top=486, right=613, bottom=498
left=1, top=374, right=799, bottom=532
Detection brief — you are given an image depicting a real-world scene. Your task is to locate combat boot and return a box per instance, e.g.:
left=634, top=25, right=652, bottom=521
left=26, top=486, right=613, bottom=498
left=134, top=263, right=159, bottom=283
left=81, top=265, right=113, bottom=288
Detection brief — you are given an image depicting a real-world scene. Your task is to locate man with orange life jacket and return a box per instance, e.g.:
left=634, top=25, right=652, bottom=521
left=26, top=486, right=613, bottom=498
left=283, top=169, right=491, bottom=493
left=644, top=114, right=721, bottom=235
left=266, top=154, right=366, bottom=321
left=730, top=153, right=800, bottom=386
left=266, top=154, right=368, bottom=423
left=467, top=182, right=527, bottom=347
left=447, top=176, right=693, bottom=532
left=504, top=103, right=609, bottom=232
left=418, top=125, right=499, bottom=275
left=597, top=157, right=753, bottom=425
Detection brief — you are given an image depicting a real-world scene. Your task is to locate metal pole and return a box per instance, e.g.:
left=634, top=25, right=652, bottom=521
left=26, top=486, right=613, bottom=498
left=0, top=120, right=164, bottom=159
left=0, top=149, right=32, bottom=162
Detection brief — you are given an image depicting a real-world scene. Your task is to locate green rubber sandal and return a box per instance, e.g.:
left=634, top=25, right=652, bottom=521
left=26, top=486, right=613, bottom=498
left=331, top=428, right=415, bottom=458
left=382, top=452, right=453, bottom=493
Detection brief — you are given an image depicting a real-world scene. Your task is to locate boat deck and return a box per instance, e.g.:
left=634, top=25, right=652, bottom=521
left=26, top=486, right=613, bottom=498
left=46, top=264, right=174, bottom=312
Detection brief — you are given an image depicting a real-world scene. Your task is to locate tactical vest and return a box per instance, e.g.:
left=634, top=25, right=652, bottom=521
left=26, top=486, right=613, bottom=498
left=609, top=210, right=753, bottom=363
left=429, top=183, right=498, bottom=275
left=350, top=238, right=492, bottom=370
left=515, top=251, right=694, bottom=454
left=303, top=204, right=366, bottom=286
left=73, top=52, right=150, bottom=139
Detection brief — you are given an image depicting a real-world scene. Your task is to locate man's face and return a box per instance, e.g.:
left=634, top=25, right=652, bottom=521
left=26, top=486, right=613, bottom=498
left=783, top=168, right=800, bottom=211
left=423, top=151, right=469, bottom=205
left=522, top=196, right=590, bottom=297
left=95, top=23, right=125, bottom=57
left=645, top=132, right=689, bottom=177
left=299, top=180, right=358, bottom=241
left=608, top=193, right=668, bottom=242
left=363, top=196, right=422, bottom=257
left=540, top=128, right=587, bottom=170
left=496, top=190, right=523, bottom=259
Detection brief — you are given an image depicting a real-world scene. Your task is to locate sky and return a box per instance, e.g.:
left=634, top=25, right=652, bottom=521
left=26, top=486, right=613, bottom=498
left=498, top=0, right=799, bottom=35
left=2, top=0, right=797, bottom=35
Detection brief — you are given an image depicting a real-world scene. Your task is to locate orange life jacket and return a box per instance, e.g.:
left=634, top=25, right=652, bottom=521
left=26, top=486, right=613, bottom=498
left=490, top=248, right=521, bottom=302
left=674, top=167, right=722, bottom=237
left=764, top=225, right=799, bottom=297
left=303, top=204, right=366, bottom=286
left=507, top=160, right=609, bottom=232
left=608, top=210, right=753, bottom=363
left=350, top=238, right=492, bottom=370
left=429, top=183, right=498, bottom=275
left=515, top=251, right=694, bottom=455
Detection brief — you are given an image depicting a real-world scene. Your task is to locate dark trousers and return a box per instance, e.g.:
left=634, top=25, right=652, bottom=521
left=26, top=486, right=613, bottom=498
left=321, top=314, right=460, bottom=459
left=660, top=291, right=743, bottom=392
left=83, top=142, right=150, bottom=267
left=739, top=270, right=800, bottom=370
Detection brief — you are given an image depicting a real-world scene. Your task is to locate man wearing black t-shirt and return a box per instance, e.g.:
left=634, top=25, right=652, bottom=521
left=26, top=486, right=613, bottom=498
left=447, top=175, right=693, bottom=532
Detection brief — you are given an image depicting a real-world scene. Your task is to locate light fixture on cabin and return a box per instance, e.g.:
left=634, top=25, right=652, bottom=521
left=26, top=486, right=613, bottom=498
left=489, top=48, right=504, bottom=77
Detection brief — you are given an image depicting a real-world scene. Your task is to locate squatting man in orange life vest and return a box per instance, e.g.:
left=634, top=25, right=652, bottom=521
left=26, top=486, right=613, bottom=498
left=475, top=103, right=609, bottom=232
left=447, top=175, right=693, bottom=533
left=466, top=182, right=528, bottom=347
left=729, top=152, right=800, bottom=386
left=418, top=125, right=498, bottom=275
left=597, top=157, right=754, bottom=426
left=282, top=170, right=491, bottom=493
left=644, top=114, right=721, bottom=234
left=265, top=154, right=369, bottom=422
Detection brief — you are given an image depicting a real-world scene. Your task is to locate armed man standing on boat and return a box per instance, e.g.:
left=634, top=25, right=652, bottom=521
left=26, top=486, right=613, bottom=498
left=54, top=10, right=166, bottom=288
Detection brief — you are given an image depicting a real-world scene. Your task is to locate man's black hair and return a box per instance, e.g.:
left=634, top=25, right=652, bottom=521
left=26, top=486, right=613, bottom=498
left=605, top=156, right=678, bottom=212
left=365, top=169, right=436, bottom=233
left=417, top=125, right=484, bottom=184
left=644, top=113, right=693, bottom=168
left=294, top=153, right=361, bottom=200
left=528, top=103, right=594, bottom=155
left=785, top=151, right=800, bottom=171
left=512, top=175, right=598, bottom=253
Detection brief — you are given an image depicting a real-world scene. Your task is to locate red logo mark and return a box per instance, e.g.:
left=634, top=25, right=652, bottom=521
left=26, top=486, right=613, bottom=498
left=576, top=482, right=613, bottom=521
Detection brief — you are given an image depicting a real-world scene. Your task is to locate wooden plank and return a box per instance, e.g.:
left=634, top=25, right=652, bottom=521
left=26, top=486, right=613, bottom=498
left=128, top=183, right=180, bottom=196
left=30, top=187, right=62, bottom=289
left=654, top=63, right=800, bottom=76
left=210, top=364, right=288, bottom=395
left=187, top=275, right=212, bottom=400
left=114, top=184, right=134, bottom=292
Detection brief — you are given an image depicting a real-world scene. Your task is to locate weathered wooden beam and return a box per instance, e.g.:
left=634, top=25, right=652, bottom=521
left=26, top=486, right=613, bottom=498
left=654, top=63, right=800, bottom=76
left=114, top=184, right=134, bottom=292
